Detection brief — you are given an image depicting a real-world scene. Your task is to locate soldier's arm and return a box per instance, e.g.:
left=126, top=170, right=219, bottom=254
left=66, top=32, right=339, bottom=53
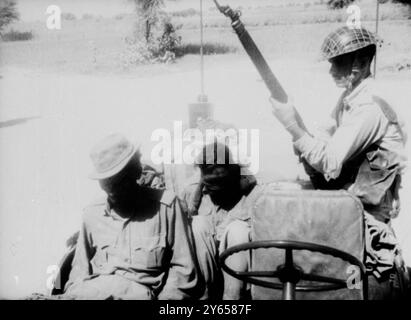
left=64, top=213, right=95, bottom=292
left=293, top=104, right=389, bottom=181
left=157, top=198, right=200, bottom=300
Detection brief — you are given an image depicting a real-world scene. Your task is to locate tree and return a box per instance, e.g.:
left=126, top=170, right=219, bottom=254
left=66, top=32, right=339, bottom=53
left=132, top=0, right=164, bottom=42
left=327, top=0, right=356, bottom=9
left=123, top=0, right=181, bottom=65
left=0, top=0, right=19, bottom=35
left=392, top=0, right=411, bottom=18
left=393, top=0, right=411, bottom=4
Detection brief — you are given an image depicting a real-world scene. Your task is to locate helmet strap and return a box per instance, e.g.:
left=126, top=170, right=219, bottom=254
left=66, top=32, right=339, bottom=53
left=347, top=53, right=370, bottom=92
left=349, top=58, right=371, bottom=92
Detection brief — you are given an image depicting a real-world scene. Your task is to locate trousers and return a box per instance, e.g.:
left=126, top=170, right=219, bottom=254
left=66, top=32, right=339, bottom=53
left=192, top=215, right=251, bottom=300
left=65, top=274, right=153, bottom=300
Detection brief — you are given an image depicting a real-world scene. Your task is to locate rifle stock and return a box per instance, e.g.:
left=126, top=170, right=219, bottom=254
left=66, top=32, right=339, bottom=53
left=214, top=1, right=288, bottom=103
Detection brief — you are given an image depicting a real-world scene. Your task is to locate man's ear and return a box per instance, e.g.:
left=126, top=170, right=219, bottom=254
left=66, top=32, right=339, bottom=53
left=353, top=53, right=372, bottom=73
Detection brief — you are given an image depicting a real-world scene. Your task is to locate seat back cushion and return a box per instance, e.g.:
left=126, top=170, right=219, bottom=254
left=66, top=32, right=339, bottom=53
left=251, top=188, right=364, bottom=300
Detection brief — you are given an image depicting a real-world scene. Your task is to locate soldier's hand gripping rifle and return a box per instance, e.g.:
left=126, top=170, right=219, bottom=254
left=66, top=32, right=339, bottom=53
left=213, top=1, right=310, bottom=178
left=213, top=0, right=288, bottom=103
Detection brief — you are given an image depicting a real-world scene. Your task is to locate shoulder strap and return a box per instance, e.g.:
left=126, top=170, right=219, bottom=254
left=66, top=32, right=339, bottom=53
left=372, top=95, right=406, bottom=145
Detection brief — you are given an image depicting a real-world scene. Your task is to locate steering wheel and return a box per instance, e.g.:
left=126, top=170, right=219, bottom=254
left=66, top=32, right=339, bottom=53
left=219, top=240, right=368, bottom=300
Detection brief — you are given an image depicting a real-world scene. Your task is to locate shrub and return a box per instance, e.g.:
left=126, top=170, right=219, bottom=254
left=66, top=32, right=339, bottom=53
left=120, top=37, right=156, bottom=66
left=381, top=57, right=411, bottom=72
left=2, top=29, right=33, bottom=41
left=121, top=19, right=182, bottom=65
left=126, top=1, right=191, bottom=65
left=175, top=42, right=237, bottom=56
left=170, top=8, right=198, bottom=18
left=61, top=12, right=76, bottom=20
left=114, top=13, right=127, bottom=20
left=81, top=13, right=94, bottom=20
left=0, top=0, right=19, bottom=34
left=156, top=20, right=181, bottom=55
left=396, top=60, right=411, bottom=71
left=392, top=0, right=411, bottom=18
left=327, top=0, right=355, bottom=9
left=133, top=0, right=164, bottom=43
left=393, top=0, right=411, bottom=4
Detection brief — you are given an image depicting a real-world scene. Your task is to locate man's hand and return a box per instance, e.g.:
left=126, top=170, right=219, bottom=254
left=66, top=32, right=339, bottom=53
left=270, top=97, right=307, bottom=141
left=137, top=165, right=165, bottom=189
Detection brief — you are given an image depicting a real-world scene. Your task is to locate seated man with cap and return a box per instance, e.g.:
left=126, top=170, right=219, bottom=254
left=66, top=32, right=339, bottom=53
left=182, top=141, right=259, bottom=300
left=64, top=133, right=199, bottom=299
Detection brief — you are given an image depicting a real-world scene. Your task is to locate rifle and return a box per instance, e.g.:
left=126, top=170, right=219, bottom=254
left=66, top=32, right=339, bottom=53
left=213, top=0, right=288, bottom=103
left=189, top=2, right=292, bottom=215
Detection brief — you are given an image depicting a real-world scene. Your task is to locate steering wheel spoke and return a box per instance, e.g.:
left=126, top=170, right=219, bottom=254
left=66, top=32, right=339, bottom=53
left=236, top=270, right=280, bottom=278
left=300, top=272, right=347, bottom=287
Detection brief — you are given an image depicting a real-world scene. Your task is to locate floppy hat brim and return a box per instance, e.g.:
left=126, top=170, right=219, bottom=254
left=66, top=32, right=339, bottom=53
left=88, top=145, right=137, bottom=180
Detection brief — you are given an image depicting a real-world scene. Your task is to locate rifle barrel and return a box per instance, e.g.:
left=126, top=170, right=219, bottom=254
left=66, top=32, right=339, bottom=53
left=232, top=21, right=288, bottom=103
left=214, top=0, right=288, bottom=103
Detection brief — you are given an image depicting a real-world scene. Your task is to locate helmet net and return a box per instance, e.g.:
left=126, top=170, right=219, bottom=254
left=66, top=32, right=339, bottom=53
left=321, top=26, right=377, bottom=61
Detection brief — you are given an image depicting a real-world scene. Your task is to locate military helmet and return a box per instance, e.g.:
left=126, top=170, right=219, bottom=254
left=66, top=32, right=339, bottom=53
left=321, top=26, right=377, bottom=61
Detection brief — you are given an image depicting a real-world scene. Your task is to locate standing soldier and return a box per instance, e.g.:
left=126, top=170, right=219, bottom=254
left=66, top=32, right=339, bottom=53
left=269, top=26, right=408, bottom=298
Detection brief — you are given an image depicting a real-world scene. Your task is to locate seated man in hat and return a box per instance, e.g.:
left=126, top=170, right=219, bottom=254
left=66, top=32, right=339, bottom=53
left=64, top=133, right=200, bottom=300
left=182, top=141, right=259, bottom=300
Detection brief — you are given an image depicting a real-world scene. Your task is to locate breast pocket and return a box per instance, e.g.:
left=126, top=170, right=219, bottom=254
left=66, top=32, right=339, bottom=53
left=91, top=237, right=113, bottom=268
left=131, top=234, right=167, bottom=270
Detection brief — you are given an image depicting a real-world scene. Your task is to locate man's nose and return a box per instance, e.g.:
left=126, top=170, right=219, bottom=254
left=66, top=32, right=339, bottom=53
left=329, top=63, right=336, bottom=76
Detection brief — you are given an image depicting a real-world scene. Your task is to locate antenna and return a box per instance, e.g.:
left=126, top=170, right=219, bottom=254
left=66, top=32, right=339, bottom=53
left=188, top=0, right=213, bottom=128
left=199, top=0, right=206, bottom=102
left=373, top=0, right=380, bottom=78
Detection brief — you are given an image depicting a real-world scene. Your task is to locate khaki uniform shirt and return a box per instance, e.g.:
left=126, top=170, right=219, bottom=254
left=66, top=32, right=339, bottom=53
left=294, top=78, right=407, bottom=180
left=294, top=78, right=407, bottom=221
left=65, top=188, right=199, bottom=299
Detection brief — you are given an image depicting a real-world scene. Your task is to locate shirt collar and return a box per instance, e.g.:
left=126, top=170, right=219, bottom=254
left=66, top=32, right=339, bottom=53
left=226, top=184, right=261, bottom=220
left=103, top=187, right=169, bottom=220
left=227, top=194, right=247, bottom=217
left=104, top=199, right=127, bottom=221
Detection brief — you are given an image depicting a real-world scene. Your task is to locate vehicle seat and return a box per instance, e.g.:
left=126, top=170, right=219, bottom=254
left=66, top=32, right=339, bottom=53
left=250, top=188, right=364, bottom=300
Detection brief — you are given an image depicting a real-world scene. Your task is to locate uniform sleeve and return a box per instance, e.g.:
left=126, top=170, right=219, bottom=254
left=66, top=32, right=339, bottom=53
left=64, top=214, right=95, bottom=291
left=294, top=103, right=389, bottom=181
left=158, top=198, right=200, bottom=300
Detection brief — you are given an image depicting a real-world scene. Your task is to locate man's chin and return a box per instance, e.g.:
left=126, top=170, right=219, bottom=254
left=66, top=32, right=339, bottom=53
left=333, top=77, right=348, bottom=88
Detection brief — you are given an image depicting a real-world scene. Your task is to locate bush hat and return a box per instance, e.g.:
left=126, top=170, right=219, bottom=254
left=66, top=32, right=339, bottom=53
left=89, top=133, right=140, bottom=180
